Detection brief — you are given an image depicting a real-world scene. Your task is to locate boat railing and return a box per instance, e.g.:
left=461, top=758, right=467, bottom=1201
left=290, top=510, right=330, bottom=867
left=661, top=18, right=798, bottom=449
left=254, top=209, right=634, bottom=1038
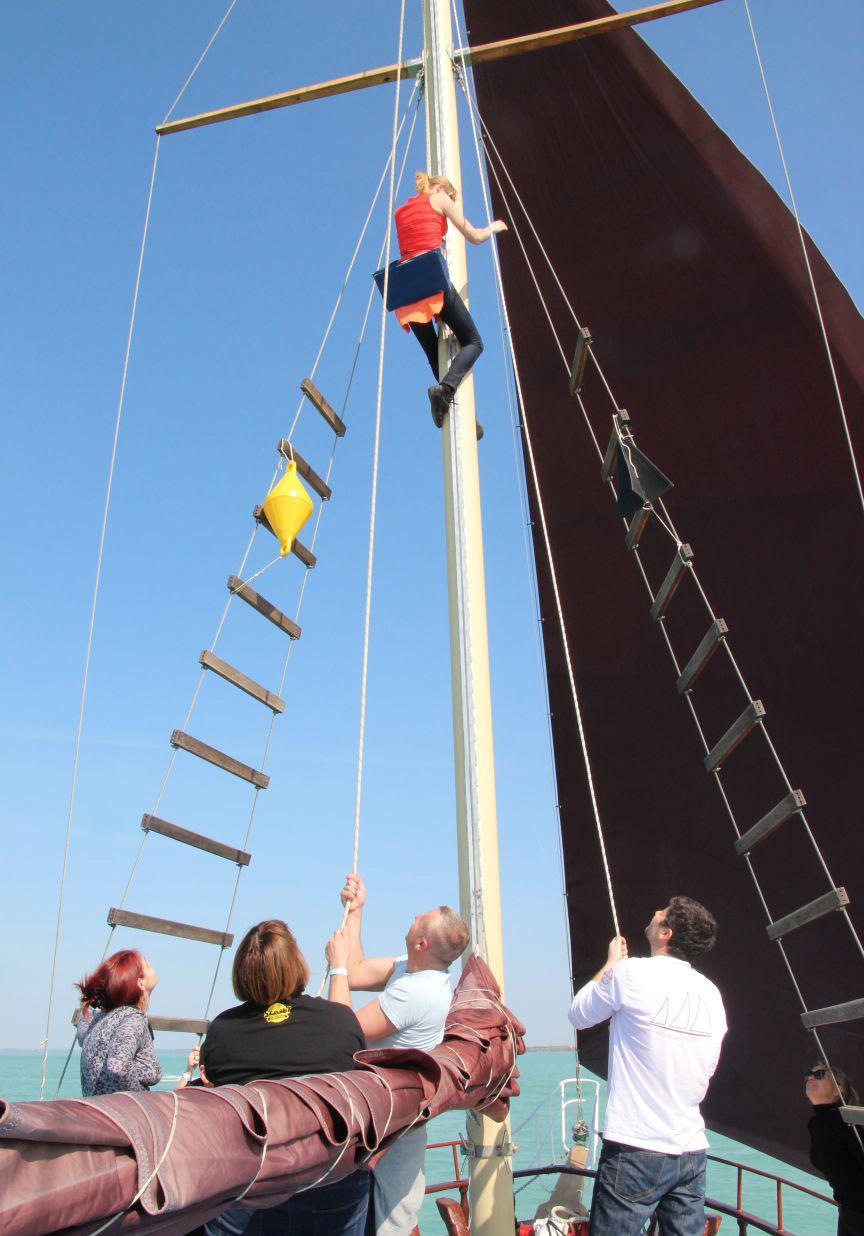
left=423, top=1143, right=838, bottom=1235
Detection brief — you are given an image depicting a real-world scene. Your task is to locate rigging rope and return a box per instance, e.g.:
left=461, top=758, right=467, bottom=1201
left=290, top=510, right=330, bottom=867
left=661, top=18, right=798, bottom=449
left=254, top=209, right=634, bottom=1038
left=742, top=0, right=864, bottom=519
left=39, top=137, right=163, bottom=1102
left=161, top=0, right=240, bottom=126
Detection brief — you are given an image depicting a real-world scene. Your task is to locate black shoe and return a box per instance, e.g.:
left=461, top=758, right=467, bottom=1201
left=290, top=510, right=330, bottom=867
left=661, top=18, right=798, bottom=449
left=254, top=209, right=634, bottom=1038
left=475, top=419, right=484, bottom=441
left=428, top=384, right=453, bottom=429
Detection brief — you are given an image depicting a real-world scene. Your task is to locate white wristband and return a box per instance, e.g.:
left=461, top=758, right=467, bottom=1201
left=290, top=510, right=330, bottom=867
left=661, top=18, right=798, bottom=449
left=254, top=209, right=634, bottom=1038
left=329, top=968, right=348, bottom=977
left=180, top=1071, right=192, bottom=1082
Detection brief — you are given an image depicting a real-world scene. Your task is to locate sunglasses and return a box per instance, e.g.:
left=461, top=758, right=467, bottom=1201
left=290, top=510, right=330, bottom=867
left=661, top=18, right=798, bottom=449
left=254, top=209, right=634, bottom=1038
left=804, top=1068, right=828, bottom=1081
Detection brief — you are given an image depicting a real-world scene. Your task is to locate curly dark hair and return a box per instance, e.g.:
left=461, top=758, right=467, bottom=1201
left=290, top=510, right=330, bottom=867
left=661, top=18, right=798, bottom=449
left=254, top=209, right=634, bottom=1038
left=664, top=896, right=717, bottom=962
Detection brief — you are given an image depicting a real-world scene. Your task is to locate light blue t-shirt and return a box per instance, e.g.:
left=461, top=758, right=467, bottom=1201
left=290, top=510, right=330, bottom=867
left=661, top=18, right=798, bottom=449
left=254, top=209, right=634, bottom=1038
left=377, top=956, right=453, bottom=1051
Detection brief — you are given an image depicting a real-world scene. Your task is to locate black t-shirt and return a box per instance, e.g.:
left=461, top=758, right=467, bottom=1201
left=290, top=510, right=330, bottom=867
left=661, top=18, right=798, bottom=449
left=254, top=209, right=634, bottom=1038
left=201, top=994, right=366, bottom=1088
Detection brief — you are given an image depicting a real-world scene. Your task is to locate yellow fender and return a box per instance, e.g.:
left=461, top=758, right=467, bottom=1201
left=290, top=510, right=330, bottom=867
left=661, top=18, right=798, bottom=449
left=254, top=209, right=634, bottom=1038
left=262, top=461, right=313, bottom=556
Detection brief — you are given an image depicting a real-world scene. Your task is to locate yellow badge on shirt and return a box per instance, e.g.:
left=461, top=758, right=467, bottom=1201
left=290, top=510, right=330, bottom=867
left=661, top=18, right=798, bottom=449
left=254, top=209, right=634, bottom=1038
left=263, top=1002, right=292, bottom=1024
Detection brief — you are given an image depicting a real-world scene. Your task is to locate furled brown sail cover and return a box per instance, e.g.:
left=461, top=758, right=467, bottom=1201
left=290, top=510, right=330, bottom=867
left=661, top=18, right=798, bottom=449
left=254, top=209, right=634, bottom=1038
left=0, top=957, right=523, bottom=1235
left=464, top=0, right=864, bottom=1171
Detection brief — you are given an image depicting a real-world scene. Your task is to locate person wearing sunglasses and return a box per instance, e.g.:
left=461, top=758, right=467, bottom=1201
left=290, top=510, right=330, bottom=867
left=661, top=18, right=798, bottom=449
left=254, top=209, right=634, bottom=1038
left=806, top=1062, right=864, bottom=1235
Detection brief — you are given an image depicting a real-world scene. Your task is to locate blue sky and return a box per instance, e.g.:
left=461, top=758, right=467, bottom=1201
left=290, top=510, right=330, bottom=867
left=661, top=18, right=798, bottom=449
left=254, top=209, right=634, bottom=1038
left=1, top=1, right=861, bottom=1058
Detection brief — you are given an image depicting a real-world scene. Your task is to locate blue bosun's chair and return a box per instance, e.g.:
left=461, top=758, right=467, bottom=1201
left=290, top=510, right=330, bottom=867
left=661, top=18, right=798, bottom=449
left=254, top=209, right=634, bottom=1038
left=373, top=247, right=450, bottom=311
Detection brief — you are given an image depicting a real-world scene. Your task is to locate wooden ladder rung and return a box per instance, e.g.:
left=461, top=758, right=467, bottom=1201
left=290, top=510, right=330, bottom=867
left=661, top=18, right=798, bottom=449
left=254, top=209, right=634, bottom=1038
left=276, top=441, right=331, bottom=501
left=624, top=505, right=651, bottom=551
left=149, top=1016, right=210, bottom=1035
left=801, top=998, right=864, bottom=1031
left=107, top=907, right=233, bottom=948
left=568, top=326, right=592, bottom=395
left=227, top=575, right=301, bottom=639
left=171, top=730, right=270, bottom=789
left=141, top=813, right=251, bottom=866
left=676, top=619, right=729, bottom=694
left=650, top=543, right=694, bottom=621
left=253, top=506, right=317, bottom=568
left=200, top=650, right=285, bottom=714
left=703, top=700, right=765, bottom=772
left=300, top=377, right=346, bottom=437
left=601, top=409, right=631, bottom=482
left=841, top=1107, right=864, bottom=1127
left=735, top=790, right=806, bottom=856
left=766, top=887, right=849, bottom=942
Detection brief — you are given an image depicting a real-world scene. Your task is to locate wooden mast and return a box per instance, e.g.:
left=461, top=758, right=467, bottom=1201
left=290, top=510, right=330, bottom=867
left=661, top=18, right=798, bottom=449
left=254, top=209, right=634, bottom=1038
left=422, top=3, right=514, bottom=1233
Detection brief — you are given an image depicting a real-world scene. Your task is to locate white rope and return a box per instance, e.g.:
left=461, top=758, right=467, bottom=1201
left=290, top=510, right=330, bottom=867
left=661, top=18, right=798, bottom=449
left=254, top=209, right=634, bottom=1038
left=87, top=1090, right=180, bottom=1235
left=232, top=1086, right=270, bottom=1203
left=452, top=38, right=620, bottom=939
left=39, top=137, right=163, bottom=1101
left=161, top=0, right=240, bottom=126
left=742, top=0, right=863, bottom=518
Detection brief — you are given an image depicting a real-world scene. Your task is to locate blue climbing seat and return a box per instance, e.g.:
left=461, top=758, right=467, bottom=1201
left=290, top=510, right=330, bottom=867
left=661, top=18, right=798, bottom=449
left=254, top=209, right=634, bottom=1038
left=373, top=247, right=450, bottom=311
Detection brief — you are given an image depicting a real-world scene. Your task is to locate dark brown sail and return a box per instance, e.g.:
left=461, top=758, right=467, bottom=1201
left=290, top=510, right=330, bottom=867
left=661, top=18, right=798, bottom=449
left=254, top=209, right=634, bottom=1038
left=464, top=0, right=864, bottom=1171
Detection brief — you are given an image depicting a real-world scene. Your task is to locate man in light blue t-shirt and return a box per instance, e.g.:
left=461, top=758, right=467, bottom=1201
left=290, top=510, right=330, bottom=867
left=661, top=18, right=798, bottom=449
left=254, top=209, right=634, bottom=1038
left=326, top=873, right=470, bottom=1236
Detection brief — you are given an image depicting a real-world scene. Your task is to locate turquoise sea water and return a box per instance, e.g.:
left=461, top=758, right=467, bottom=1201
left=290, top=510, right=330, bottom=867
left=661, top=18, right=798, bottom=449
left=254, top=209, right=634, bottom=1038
left=2, top=1049, right=835, bottom=1234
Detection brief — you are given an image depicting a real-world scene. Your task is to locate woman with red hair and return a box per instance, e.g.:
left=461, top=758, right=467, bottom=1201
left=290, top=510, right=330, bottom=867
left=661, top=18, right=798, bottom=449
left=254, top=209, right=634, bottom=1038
left=76, top=949, right=196, bottom=1097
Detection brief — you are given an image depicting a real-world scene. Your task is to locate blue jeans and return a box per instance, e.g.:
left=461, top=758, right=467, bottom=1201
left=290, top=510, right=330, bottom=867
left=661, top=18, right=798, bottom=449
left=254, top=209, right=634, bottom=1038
left=204, top=1169, right=371, bottom=1236
left=589, top=1141, right=706, bottom=1236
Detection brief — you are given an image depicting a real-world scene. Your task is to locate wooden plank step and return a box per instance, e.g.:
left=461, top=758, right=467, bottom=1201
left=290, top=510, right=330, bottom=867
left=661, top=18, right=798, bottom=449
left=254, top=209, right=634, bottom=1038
left=735, top=790, right=806, bottom=856
left=650, top=543, right=694, bottom=621
left=276, top=441, right=331, bottom=501
left=253, top=506, right=317, bottom=568
left=170, top=730, right=270, bottom=789
left=766, top=887, right=849, bottom=942
left=107, top=907, right=233, bottom=948
left=149, top=1016, right=210, bottom=1035
left=676, top=619, right=729, bottom=694
left=141, top=813, right=251, bottom=866
left=227, top=575, right=301, bottom=639
left=703, top=700, right=765, bottom=772
left=199, top=650, right=285, bottom=714
left=841, top=1107, right=864, bottom=1128
left=801, top=999, right=864, bottom=1031
left=624, top=505, right=651, bottom=551
left=300, top=377, right=346, bottom=437
left=601, top=409, right=631, bottom=483
left=568, top=327, right=592, bottom=396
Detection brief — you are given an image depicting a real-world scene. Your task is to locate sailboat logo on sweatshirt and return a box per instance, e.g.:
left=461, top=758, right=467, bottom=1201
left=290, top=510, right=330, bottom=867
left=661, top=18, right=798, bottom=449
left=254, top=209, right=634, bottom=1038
left=649, top=993, right=712, bottom=1037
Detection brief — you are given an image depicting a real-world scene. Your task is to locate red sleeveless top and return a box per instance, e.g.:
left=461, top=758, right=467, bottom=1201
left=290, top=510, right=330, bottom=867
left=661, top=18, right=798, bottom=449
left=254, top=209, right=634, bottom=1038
left=394, top=193, right=448, bottom=260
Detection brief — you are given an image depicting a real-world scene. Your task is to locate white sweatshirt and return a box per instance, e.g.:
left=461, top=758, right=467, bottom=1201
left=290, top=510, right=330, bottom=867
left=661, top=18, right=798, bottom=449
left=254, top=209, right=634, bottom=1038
left=569, top=955, right=727, bottom=1154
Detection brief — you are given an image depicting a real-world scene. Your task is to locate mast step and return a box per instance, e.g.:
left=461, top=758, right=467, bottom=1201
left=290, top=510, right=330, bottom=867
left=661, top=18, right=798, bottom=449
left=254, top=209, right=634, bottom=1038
left=300, top=377, right=346, bottom=437
left=601, top=409, right=631, bottom=483
left=228, top=575, right=301, bottom=639
left=170, top=730, right=270, bottom=789
left=703, top=700, right=765, bottom=772
left=276, top=441, right=331, bottom=501
left=841, top=1108, right=864, bottom=1127
left=735, top=790, right=806, bottom=855
left=650, top=543, right=694, bottom=621
left=624, top=505, right=651, bottom=550
left=676, top=619, right=729, bottom=693
left=801, top=999, right=864, bottom=1031
left=107, top=907, right=233, bottom=948
left=568, top=327, right=593, bottom=395
left=141, top=813, right=251, bottom=866
left=766, top=887, right=849, bottom=942
left=149, top=1016, right=210, bottom=1035
left=199, top=650, right=285, bottom=714
left=253, top=506, right=317, bottom=568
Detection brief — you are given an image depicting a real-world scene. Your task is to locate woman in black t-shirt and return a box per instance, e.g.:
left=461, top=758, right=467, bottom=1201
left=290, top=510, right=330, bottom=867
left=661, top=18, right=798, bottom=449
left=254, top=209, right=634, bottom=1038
left=202, top=919, right=368, bottom=1236
left=806, top=1062, right=864, bottom=1236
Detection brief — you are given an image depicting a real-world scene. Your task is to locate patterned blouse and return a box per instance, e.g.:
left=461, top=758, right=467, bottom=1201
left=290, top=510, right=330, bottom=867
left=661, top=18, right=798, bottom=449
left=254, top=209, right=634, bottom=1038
left=77, top=1005, right=162, bottom=1097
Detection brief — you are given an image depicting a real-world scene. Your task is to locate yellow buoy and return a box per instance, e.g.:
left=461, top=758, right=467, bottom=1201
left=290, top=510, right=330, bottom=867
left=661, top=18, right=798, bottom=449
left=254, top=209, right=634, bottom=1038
left=262, top=460, right=314, bottom=556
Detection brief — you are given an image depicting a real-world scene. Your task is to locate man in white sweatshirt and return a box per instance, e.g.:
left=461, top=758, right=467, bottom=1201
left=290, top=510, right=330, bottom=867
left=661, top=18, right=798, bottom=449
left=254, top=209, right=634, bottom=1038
left=569, top=896, right=727, bottom=1236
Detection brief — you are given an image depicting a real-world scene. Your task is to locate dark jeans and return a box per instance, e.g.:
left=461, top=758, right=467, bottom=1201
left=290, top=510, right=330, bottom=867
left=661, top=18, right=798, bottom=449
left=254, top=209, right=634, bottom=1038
left=589, top=1141, right=706, bottom=1236
left=204, top=1169, right=371, bottom=1236
left=410, top=285, right=484, bottom=394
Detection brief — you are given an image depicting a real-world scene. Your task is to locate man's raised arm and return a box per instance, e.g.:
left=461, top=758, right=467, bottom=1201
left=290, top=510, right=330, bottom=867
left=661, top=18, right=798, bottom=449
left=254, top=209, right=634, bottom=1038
left=568, top=935, right=628, bottom=1030
left=340, top=874, right=397, bottom=992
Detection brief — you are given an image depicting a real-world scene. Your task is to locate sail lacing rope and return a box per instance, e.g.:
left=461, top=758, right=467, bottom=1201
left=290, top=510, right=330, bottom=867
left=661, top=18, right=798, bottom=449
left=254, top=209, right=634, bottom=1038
left=743, top=0, right=864, bottom=519
left=455, top=37, right=864, bottom=1142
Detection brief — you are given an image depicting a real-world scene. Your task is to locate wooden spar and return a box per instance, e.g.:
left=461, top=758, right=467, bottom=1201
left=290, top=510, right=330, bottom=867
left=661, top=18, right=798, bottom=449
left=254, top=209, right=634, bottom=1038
left=155, top=0, right=723, bottom=137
